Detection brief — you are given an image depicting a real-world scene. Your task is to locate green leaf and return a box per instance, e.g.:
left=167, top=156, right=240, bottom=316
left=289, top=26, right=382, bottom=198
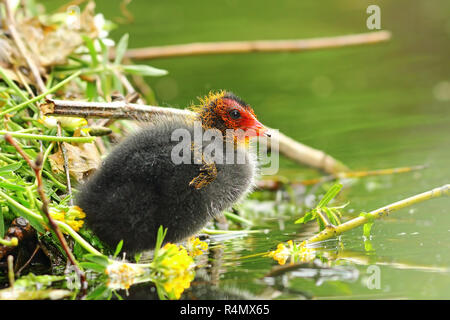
left=98, top=38, right=109, bottom=67
left=0, top=206, right=4, bottom=238
left=364, top=238, right=374, bottom=252
left=295, top=210, right=315, bottom=224
left=153, top=225, right=168, bottom=258
left=317, top=183, right=343, bottom=208
left=363, top=222, right=374, bottom=238
left=86, top=285, right=111, bottom=300
left=0, top=180, right=27, bottom=191
left=0, top=162, right=22, bottom=173
left=114, top=33, right=129, bottom=65
left=122, top=64, right=168, bottom=77
left=134, top=252, right=142, bottom=263
left=360, top=212, right=375, bottom=238
left=83, top=254, right=110, bottom=267
left=112, top=290, right=124, bottom=300
left=322, top=207, right=339, bottom=226
left=82, top=35, right=99, bottom=67
left=113, top=239, right=123, bottom=258
left=79, top=262, right=106, bottom=273
left=316, top=215, right=325, bottom=231
left=86, top=81, right=98, bottom=101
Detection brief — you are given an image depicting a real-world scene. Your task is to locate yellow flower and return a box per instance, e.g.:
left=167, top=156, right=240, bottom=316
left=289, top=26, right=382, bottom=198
left=49, top=206, right=86, bottom=231
left=185, top=237, right=208, bottom=257
left=162, top=269, right=195, bottom=300
left=105, top=261, right=145, bottom=290
left=157, top=243, right=196, bottom=299
left=267, top=240, right=316, bottom=265
left=160, top=243, right=193, bottom=271
left=267, top=242, right=291, bottom=265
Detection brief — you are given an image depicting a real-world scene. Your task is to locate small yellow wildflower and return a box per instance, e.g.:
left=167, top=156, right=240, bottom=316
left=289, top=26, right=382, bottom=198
left=160, top=243, right=193, bottom=271
left=105, top=261, right=145, bottom=290
left=267, top=241, right=292, bottom=265
left=185, top=237, right=208, bottom=257
left=48, top=208, right=65, bottom=221
left=49, top=205, right=86, bottom=231
left=158, top=243, right=196, bottom=299
left=267, top=240, right=316, bottom=265
left=163, top=269, right=195, bottom=300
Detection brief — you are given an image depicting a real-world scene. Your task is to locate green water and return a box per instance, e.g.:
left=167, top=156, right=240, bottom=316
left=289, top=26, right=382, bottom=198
left=50, top=0, right=450, bottom=299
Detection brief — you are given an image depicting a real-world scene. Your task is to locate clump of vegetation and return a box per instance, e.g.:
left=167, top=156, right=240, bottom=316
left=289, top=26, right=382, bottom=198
left=0, top=0, right=205, bottom=299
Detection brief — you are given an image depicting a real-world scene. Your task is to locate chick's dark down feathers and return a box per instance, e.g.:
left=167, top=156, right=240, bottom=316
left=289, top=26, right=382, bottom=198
left=76, top=115, right=255, bottom=254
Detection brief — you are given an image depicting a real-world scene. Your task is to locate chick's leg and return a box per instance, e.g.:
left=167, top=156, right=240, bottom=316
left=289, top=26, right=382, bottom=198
left=189, top=141, right=217, bottom=189
left=189, top=158, right=217, bottom=189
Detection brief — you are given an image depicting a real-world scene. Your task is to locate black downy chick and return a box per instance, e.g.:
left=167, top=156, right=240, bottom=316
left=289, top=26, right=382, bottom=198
left=76, top=91, right=267, bottom=254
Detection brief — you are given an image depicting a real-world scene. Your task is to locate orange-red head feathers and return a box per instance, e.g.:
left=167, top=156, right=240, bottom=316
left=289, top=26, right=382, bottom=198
left=191, top=91, right=267, bottom=138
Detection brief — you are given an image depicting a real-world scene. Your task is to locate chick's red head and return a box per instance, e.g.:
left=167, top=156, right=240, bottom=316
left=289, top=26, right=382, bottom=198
left=194, top=91, right=268, bottom=138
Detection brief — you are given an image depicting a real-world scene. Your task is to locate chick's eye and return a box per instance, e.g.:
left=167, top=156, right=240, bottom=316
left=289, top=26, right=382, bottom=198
left=229, top=109, right=241, bottom=119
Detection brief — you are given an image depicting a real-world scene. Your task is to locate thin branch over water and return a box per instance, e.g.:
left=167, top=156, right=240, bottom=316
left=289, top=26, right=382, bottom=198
left=118, top=31, right=392, bottom=60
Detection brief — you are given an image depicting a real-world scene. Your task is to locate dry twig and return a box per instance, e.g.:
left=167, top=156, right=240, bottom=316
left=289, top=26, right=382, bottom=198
left=4, top=134, right=88, bottom=295
left=118, top=31, right=392, bottom=60
left=4, top=0, right=46, bottom=92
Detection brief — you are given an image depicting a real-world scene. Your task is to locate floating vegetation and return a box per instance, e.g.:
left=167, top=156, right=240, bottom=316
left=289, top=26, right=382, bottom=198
left=267, top=183, right=449, bottom=265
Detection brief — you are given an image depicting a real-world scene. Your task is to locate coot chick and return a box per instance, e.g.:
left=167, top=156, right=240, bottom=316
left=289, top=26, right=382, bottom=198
left=76, top=91, right=267, bottom=254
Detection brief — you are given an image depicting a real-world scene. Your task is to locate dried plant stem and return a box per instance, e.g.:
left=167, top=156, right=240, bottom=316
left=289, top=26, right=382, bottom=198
left=4, top=0, right=46, bottom=93
left=15, top=244, right=40, bottom=276
left=3, top=134, right=88, bottom=294
left=41, top=99, right=346, bottom=173
left=266, top=131, right=349, bottom=173
left=41, top=98, right=191, bottom=119
left=304, top=184, right=449, bottom=245
left=119, top=31, right=391, bottom=60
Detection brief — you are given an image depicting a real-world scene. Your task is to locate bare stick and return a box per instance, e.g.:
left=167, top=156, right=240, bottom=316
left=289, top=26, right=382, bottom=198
left=4, top=0, right=46, bottom=93
left=118, top=31, right=392, bottom=60
left=41, top=98, right=191, bottom=119
left=4, top=134, right=88, bottom=295
left=266, top=130, right=349, bottom=173
left=15, top=244, right=40, bottom=276
left=41, top=98, right=347, bottom=173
